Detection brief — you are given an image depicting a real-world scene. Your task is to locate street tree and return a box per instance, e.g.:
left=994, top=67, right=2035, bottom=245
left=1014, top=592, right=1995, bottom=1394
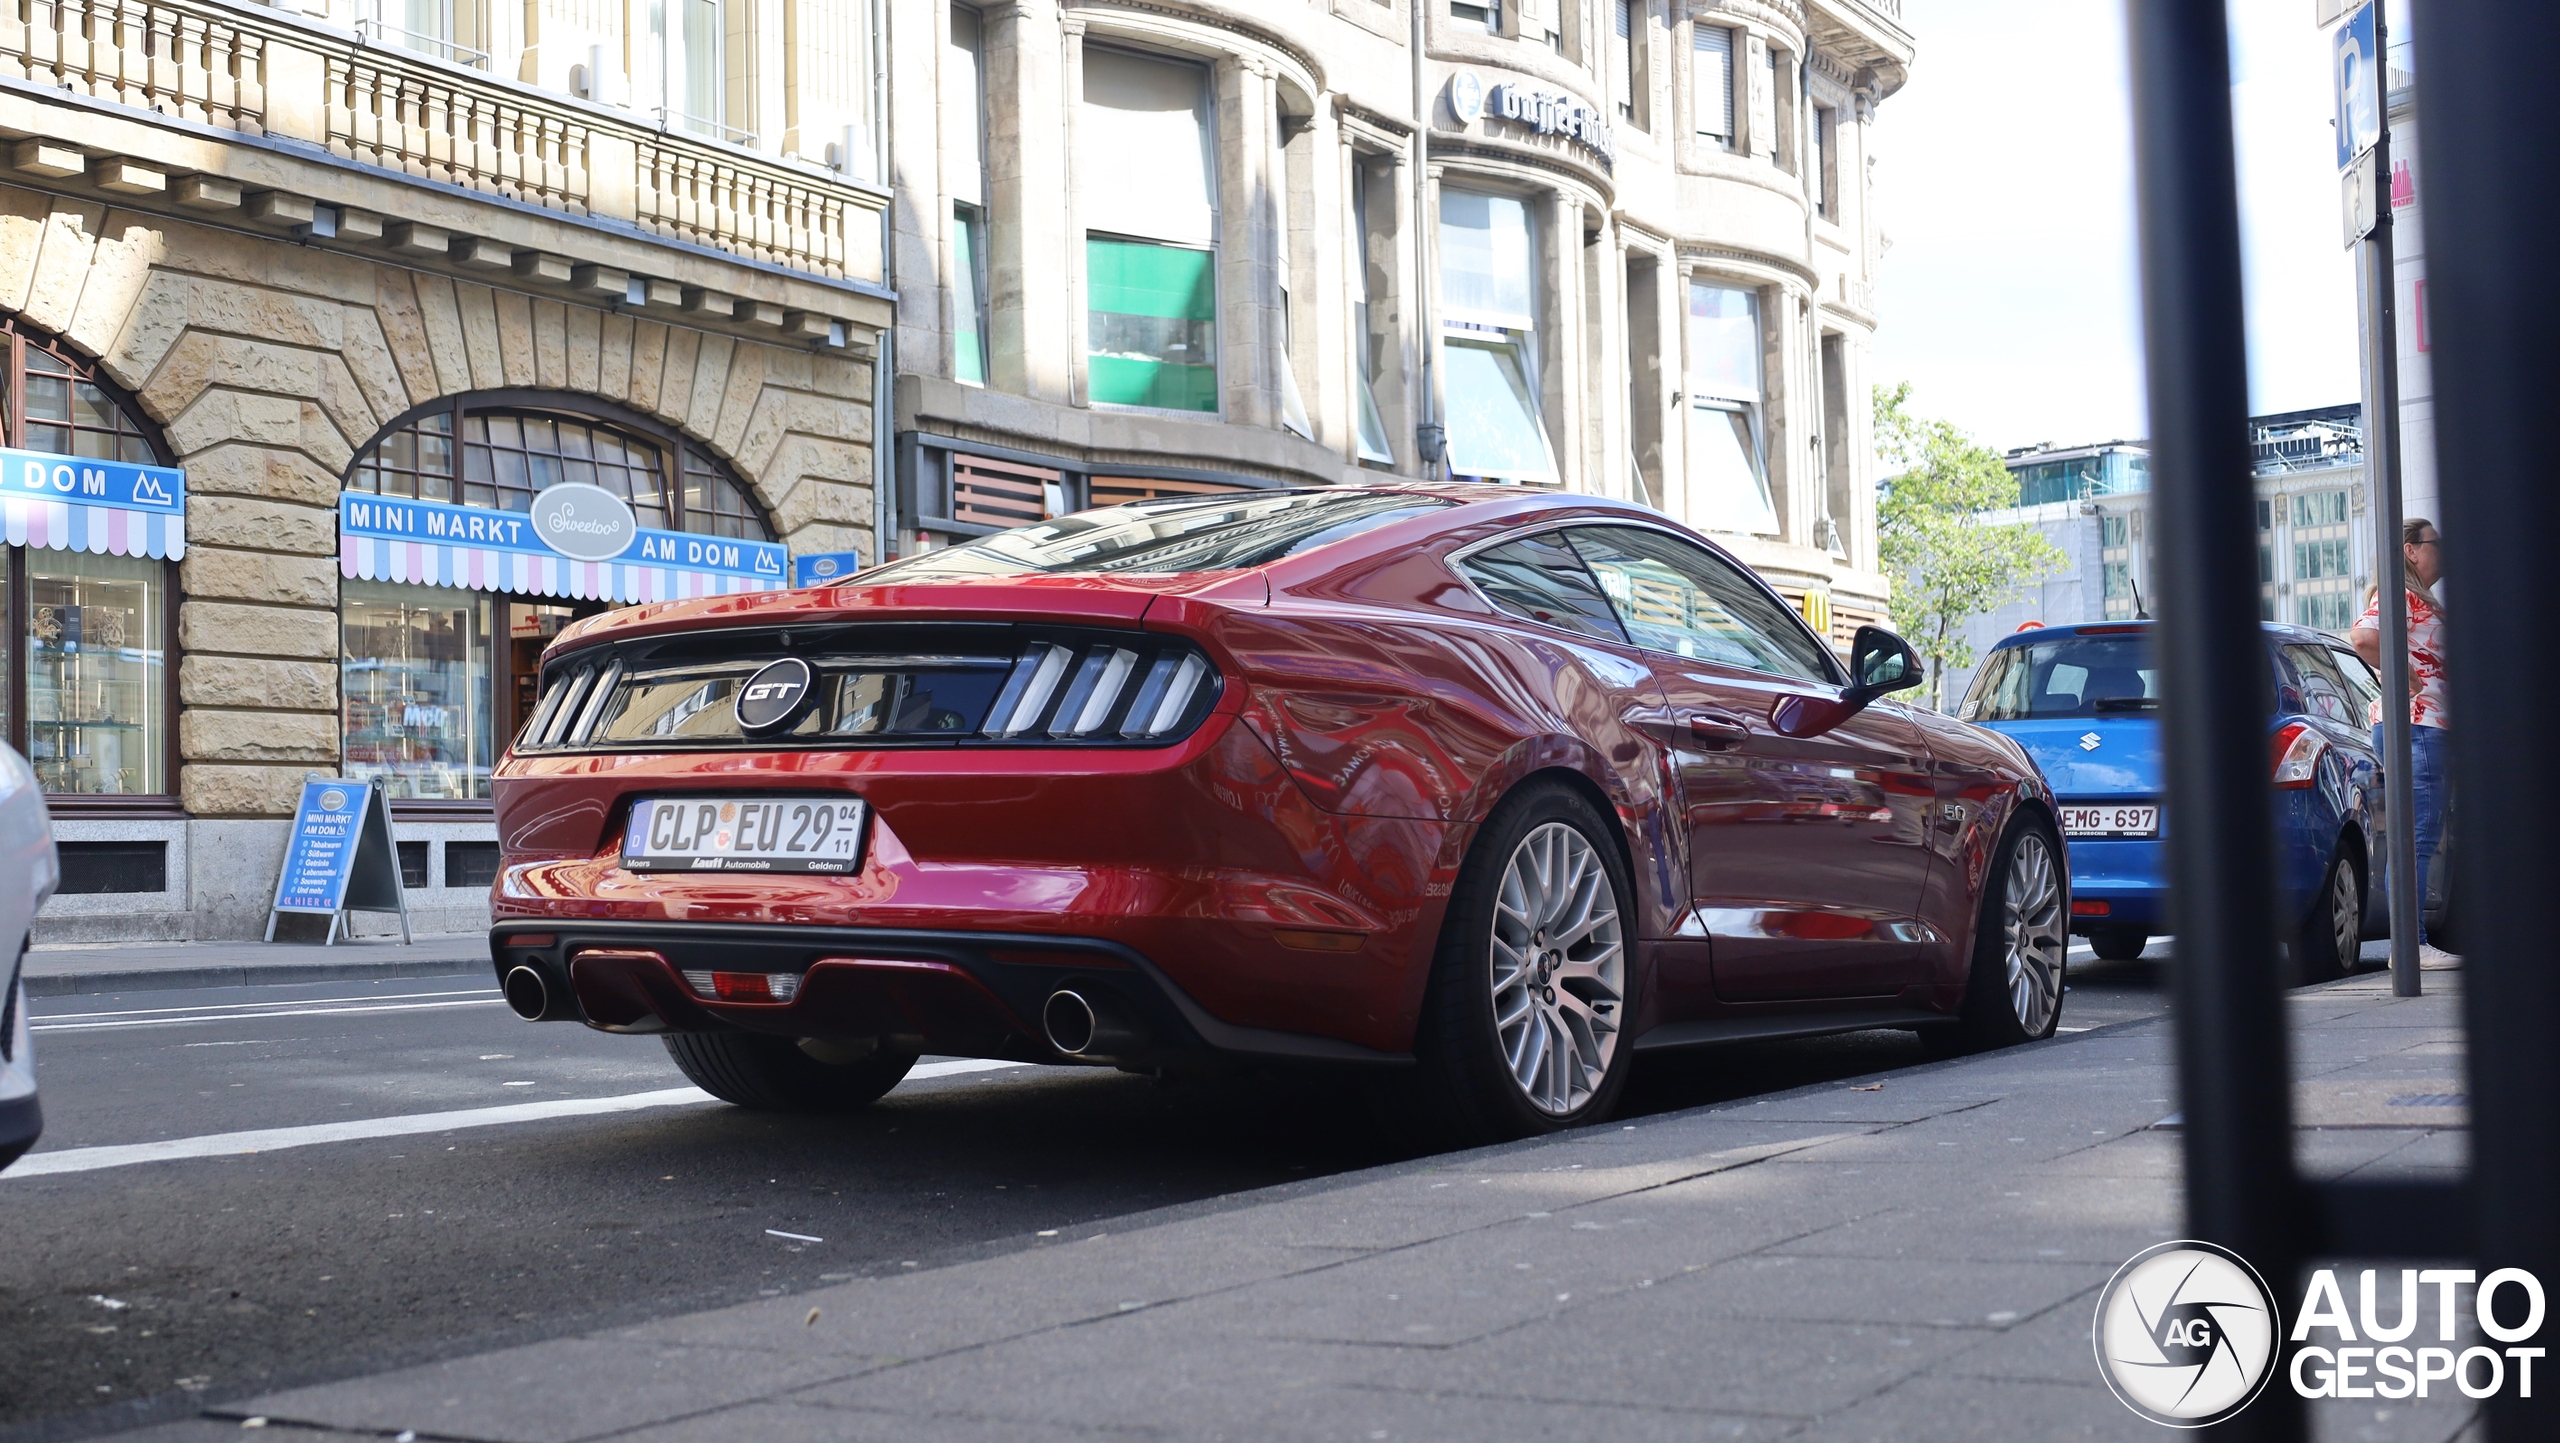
left=1874, top=382, right=2067, bottom=709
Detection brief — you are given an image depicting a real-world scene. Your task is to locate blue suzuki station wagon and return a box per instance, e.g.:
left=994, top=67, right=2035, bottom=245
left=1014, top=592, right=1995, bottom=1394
left=1954, top=621, right=2446, bottom=980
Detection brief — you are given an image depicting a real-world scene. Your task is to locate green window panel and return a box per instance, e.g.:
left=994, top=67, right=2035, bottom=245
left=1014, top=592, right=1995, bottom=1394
left=1087, top=238, right=1217, bottom=412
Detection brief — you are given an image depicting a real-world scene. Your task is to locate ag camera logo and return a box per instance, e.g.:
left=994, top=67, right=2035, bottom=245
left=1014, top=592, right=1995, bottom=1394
left=2093, top=1240, right=2280, bottom=1426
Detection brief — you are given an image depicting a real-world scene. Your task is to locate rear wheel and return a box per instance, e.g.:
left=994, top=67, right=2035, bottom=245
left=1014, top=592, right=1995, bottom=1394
left=663, top=1033, right=917, bottom=1112
left=1926, top=816, right=2068, bottom=1056
left=2290, top=848, right=2362, bottom=986
left=2089, top=928, right=2149, bottom=963
left=1398, top=782, right=1635, bottom=1148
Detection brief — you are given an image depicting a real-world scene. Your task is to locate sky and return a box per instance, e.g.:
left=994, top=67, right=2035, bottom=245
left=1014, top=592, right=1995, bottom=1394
left=1868, top=0, right=2365, bottom=454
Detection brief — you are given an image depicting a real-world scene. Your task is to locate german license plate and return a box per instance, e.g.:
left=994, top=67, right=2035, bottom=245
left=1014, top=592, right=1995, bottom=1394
left=2060, top=803, right=2159, bottom=838
left=623, top=796, right=867, bottom=873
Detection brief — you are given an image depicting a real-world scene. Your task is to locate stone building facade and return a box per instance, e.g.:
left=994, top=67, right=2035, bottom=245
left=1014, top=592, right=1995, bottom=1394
left=3, top=0, right=890, bottom=939
left=882, top=0, right=1913, bottom=645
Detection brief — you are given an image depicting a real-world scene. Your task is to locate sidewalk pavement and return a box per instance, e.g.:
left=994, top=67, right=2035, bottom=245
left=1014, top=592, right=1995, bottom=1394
left=110, top=969, right=2473, bottom=1443
left=22, top=934, right=491, bottom=998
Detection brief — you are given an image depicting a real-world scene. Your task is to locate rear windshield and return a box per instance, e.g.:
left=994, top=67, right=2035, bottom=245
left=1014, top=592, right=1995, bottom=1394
left=862, top=491, right=1452, bottom=581
left=1961, top=634, right=2160, bottom=722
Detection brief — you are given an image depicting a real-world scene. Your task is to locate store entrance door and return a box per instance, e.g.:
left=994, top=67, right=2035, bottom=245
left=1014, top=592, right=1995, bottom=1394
left=501, top=600, right=608, bottom=745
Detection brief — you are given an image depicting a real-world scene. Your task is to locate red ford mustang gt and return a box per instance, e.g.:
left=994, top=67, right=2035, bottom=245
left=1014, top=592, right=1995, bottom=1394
left=489, top=485, right=2065, bottom=1142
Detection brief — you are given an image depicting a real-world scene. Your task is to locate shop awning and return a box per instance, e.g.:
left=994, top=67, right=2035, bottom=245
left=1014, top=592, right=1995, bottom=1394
left=3, top=448, right=186, bottom=559
left=339, top=491, right=786, bottom=604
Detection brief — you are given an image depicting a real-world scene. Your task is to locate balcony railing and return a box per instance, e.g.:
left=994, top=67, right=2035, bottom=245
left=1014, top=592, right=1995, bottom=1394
left=0, top=0, right=881, bottom=283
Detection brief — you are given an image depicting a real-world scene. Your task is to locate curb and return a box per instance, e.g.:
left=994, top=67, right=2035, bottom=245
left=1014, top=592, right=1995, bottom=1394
left=26, top=958, right=492, bottom=999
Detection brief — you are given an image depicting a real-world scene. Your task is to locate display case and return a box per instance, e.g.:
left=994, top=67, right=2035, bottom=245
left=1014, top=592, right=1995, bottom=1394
left=24, top=553, right=165, bottom=796
left=342, top=581, right=494, bottom=800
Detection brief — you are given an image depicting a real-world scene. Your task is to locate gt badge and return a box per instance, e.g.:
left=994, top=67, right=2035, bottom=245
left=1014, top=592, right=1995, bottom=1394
left=734, top=657, right=815, bottom=735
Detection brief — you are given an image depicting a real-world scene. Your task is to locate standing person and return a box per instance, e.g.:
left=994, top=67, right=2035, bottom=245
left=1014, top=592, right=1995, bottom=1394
left=2350, top=518, right=2456, bottom=969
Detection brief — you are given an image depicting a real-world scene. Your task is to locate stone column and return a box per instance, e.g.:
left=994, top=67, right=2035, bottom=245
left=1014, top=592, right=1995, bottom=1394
left=1586, top=211, right=1623, bottom=499
left=985, top=0, right=1070, bottom=401
left=1216, top=57, right=1282, bottom=430
left=1293, top=97, right=1349, bottom=456
left=1060, top=15, right=1089, bottom=407
left=1540, top=189, right=1586, bottom=492
left=1375, top=146, right=1418, bottom=473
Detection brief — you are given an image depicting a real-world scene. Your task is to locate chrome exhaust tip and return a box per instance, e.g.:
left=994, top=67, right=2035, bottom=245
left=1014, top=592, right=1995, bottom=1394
left=1042, top=988, right=1142, bottom=1059
left=503, top=965, right=552, bottom=1022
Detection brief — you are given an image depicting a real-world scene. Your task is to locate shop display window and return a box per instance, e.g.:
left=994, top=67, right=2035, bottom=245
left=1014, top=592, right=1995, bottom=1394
left=343, top=581, right=494, bottom=801
left=0, top=319, right=180, bottom=807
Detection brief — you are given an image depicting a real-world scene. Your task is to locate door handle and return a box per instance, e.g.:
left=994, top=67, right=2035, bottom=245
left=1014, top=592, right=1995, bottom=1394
left=1688, top=712, right=1750, bottom=748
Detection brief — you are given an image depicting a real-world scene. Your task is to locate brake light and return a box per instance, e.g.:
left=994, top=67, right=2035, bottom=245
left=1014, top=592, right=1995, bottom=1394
left=2270, top=722, right=2325, bottom=789
left=982, top=641, right=1214, bottom=740
left=681, top=970, right=803, bottom=1003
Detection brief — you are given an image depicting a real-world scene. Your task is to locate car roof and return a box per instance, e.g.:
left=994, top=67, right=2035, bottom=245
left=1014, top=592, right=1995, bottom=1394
left=1985, top=619, right=2357, bottom=652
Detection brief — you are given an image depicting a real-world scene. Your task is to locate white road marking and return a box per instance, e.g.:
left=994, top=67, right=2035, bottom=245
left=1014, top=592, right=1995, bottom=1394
left=5, top=1059, right=1034, bottom=1179
left=34, top=989, right=499, bottom=1021
left=33, top=999, right=507, bottom=1033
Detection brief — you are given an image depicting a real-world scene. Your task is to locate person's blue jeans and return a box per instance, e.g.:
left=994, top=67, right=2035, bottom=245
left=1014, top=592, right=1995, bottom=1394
left=2375, top=723, right=2451, bottom=946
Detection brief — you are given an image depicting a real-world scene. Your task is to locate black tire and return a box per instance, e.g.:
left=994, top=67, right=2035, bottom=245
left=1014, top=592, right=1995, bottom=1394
left=2290, top=848, right=2362, bottom=986
left=1925, top=815, right=2069, bottom=1058
left=662, top=1033, right=917, bottom=1112
left=1396, top=781, right=1637, bottom=1149
left=2089, top=928, right=2149, bottom=963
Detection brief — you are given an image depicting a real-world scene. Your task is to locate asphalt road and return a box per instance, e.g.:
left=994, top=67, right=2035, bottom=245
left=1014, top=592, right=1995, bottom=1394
left=0, top=948, right=2179, bottom=1440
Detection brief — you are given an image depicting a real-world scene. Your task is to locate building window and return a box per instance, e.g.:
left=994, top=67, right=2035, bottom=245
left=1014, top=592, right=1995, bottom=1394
left=1613, top=0, right=1636, bottom=119
left=1693, top=23, right=1734, bottom=145
left=1452, top=0, right=1500, bottom=32
left=343, top=582, right=494, bottom=801
left=643, top=0, right=739, bottom=142
left=0, top=321, right=176, bottom=800
left=1081, top=48, right=1218, bottom=413
left=349, top=403, right=774, bottom=542
left=1440, top=189, right=1556, bottom=484
left=1685, top=280, right=1775, bottom=535
left=359, top=0, right=487, bottom=67
left=2257, top=497, right=2277, bottom=621
left=1352, top=161, right=1395, bottom=466
left=950, top=6, right=991, bottom=385
left=2290, top=489, right=2354, bottom=632
left=2101, top=511, right=2139, bottom=620
left=1812, top=103, right=1836, bottom=218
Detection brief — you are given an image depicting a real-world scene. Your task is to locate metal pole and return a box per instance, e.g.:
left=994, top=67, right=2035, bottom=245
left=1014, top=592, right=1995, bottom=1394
left=2353, top=9, right=2421, bottom=994
left=1408, top=0, right=1441, bottom=480
left=2122, top=4, right=2304, bottom=1438
left=2406, top=2, right=2560, bottom=1435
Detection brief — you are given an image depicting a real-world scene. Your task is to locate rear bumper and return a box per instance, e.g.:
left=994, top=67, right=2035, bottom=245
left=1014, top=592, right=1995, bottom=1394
left=2064, top=836, right=2167, bottom=934
left=0, top=1092, right=40, bottom=1172
left=490, top=920, right=1411, bottom=1069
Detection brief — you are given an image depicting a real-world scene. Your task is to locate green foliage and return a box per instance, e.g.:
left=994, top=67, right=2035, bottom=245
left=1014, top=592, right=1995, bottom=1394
left=1874, top=383, right=2067, bottom=709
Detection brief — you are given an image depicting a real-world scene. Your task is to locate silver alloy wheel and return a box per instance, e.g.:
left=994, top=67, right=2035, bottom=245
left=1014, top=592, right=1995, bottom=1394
left=1490, top=821, right=1625, bottom=1116
left=2327, top=859, right=2361, bottom=971
left=2003, top=831, right=2067, bottom=1035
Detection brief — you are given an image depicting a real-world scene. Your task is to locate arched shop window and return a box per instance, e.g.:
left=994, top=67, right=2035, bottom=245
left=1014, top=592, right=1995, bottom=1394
left=0, top=319, right=179, bottom=802
left=339, top=396, right=778, bottom=805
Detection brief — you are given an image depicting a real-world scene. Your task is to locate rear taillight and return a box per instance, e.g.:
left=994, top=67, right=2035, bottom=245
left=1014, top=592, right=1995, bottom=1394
left=681, top=970, right=802, bottom=1003
left=981, top=640, right=1215, bottom=740
left=2271, top=722, right=2325, bottom=789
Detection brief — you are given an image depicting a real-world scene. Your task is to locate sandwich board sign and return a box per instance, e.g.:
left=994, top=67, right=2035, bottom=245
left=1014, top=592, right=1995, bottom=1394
left=266, top=776, right=411, bottom=945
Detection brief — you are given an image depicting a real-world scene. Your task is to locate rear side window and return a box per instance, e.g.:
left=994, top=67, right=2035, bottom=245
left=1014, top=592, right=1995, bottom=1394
left=1961, top=634, right=2159, bottom=721
left=1562, top=525, right=1838, bottom=683
left=864, top=491, right=1452, bottom=580
left=1456, top=532, right=1629, bottom=644
left=2285, top=644, right=2361, bottom=726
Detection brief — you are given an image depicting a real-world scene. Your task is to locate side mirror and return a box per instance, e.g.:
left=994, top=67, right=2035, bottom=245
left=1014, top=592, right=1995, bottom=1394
left=1771, top=626, right=1927, bottom=739
left=1849, top=625, right=1926, bottom=699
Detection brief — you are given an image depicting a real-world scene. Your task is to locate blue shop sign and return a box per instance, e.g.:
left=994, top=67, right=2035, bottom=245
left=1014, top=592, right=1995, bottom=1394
left=2, top=447, right=186, bottom=513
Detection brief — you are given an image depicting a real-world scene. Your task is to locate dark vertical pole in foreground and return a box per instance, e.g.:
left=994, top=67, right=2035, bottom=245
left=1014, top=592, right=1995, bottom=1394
left=2123, top=5, right=2303, bottom=1438
left=2351, top=10, right=2420, bottom=994
left=2408, top=4, right=2560, bottom=1436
